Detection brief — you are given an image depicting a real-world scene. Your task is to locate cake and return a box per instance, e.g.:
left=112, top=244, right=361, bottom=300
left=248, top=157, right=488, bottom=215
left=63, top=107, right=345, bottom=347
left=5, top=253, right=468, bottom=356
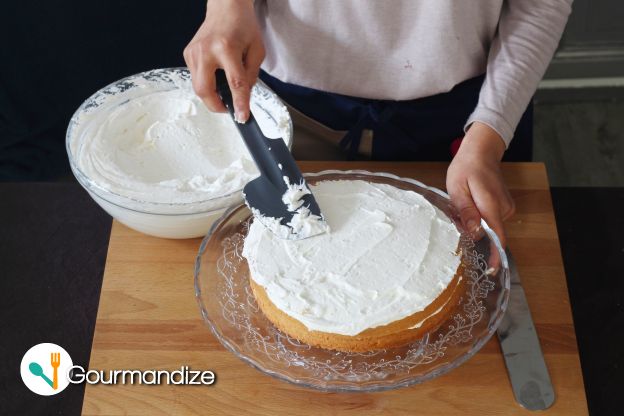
left=242, top=179, right=463, bottom=352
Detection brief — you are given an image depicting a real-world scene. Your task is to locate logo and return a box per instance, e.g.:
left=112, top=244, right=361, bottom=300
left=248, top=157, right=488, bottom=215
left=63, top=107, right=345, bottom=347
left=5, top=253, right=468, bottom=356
left=20, top=343, right=73, bottom=396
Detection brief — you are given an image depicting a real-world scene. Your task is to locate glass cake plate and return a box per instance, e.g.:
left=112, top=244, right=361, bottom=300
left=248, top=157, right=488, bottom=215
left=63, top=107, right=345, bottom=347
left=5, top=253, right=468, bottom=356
left=194, top=170, right=510, bottom=392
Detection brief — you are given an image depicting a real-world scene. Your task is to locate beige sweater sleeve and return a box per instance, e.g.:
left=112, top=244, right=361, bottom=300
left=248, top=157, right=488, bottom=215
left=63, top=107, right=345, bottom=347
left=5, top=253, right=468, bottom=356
left=465, top=0, right=573, bottom=147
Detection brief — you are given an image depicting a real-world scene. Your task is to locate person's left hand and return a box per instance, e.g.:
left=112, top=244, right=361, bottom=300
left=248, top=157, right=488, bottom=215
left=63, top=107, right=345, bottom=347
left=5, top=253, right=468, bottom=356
left=446, top=122, right=515, bottom=249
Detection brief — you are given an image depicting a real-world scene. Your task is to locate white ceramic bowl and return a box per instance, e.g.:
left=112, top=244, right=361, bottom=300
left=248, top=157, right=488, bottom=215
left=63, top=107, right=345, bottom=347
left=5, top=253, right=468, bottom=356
left=66, top=68, right=293, bottom=239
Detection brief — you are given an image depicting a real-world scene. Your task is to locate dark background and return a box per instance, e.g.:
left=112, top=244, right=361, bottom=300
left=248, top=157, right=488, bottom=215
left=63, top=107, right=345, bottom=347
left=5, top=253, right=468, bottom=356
left=0, top=1, right=204, bottom=181
left=0, top=184, right=112, bottom=415
left=0, top=1, right=203, bottom=414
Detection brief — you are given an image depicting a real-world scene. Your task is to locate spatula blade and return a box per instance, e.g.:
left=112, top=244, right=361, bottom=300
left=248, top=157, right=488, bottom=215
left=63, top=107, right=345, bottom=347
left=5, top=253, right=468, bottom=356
left=243, top=158, right=329, bottom=241
left=213, top=69, right=328, bottom=240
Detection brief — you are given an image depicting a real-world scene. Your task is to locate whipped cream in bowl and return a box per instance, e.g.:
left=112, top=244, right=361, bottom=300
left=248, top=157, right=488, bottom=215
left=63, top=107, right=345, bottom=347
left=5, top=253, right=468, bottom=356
left=66, top=68, right=292, bottom=238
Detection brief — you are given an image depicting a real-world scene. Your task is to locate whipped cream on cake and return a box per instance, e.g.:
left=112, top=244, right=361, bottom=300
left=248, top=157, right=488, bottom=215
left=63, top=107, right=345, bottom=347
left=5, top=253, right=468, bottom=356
left=242, top=179, right=461, bottom=336
left=248, top=175, right=329, bottom=240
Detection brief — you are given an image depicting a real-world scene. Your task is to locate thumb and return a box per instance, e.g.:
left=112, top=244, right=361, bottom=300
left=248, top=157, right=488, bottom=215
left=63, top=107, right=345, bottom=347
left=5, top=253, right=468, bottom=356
left=449, top=182, right=482, bottom=234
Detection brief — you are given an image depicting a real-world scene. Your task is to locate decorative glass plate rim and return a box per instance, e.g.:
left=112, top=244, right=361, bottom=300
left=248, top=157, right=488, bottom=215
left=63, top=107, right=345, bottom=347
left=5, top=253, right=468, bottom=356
left=194, top=169, right=511, bottom=392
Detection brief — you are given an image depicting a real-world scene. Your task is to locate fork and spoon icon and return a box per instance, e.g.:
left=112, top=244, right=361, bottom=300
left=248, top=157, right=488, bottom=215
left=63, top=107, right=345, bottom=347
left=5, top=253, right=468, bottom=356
left=29, top=352, right=61, bottom=389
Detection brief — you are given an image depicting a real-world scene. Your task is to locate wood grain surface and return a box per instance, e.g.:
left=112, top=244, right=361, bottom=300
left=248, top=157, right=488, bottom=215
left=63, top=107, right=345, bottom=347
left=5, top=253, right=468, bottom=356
left=83, top=162, right=588, bottom=415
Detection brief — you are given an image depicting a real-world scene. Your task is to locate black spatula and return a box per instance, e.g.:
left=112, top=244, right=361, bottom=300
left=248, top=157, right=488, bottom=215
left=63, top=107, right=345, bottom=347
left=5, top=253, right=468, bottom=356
left=214, top=69, right=328, bottom=240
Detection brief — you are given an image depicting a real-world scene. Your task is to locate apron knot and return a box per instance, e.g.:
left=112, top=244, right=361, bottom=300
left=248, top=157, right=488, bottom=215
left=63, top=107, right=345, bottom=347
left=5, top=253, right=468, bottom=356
left=339, top=102, right=397, bottom=159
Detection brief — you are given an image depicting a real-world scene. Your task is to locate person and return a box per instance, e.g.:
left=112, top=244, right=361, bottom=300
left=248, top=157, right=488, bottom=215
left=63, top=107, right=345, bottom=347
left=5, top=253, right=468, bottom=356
left=183, top=0, right=572, bottom=247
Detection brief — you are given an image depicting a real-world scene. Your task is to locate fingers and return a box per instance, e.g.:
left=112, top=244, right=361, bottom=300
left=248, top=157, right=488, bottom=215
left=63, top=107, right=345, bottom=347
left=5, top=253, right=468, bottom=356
left=184, top=40, right=254, bottom=117
left=480, top=201, right=507, bottom=249
left=446, top=133, right=512, bottom=272
left=450, top=179, right=507, bottom=273
left=193, top=58, right=227, bottom=113
left=244, top=39, right=265, bottom=86
left=448, top=179, right=482, bottom=235
left=475, top=195, right=506, bottom=272
left=468, top=181, right=509, bottom=249
left=500, top=186, right=516, bottom=221
left=221, top=51, right=252, bottom=122
left=184, top=41, right=227, bottom=112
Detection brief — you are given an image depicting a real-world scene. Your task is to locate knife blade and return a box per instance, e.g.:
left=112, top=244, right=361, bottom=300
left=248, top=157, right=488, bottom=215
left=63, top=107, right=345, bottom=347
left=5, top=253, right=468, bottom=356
left=496, top=250, right=555, bottom=410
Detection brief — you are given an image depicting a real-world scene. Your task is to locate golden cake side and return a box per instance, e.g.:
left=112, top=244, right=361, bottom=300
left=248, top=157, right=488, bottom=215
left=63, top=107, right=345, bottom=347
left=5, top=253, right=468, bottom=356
left=248, top=263, right=465, bottom=352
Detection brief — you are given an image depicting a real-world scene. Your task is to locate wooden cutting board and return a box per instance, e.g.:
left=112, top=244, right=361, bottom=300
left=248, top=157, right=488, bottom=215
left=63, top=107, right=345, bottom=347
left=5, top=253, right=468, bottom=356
left=82, top=162, right=588, bottom=415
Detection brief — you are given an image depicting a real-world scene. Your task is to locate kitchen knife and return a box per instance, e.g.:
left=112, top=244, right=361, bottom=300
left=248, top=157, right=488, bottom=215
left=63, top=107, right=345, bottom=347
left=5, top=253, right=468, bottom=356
left=497, top=250, right=555, bottom=410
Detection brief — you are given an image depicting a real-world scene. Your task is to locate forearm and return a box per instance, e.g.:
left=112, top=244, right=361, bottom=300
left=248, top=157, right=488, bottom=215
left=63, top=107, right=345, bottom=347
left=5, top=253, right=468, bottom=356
left=465, top=0, right=573, bottom=147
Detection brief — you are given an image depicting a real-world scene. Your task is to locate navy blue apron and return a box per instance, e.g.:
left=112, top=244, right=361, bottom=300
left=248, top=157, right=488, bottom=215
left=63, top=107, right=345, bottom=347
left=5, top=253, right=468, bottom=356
left=259, top=71, right=532, bottom=162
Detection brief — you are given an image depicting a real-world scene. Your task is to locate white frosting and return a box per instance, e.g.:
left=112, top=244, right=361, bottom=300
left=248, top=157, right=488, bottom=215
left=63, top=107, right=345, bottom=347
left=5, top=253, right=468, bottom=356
left=250, top=100, right=290, bottom=139
left=243, top=180, right=461, bottom=336
left=281, top=176, right=309, bottom=211
left=75, top=87, right=290, bottom=205
left=247, top=176, right=329, bottom=240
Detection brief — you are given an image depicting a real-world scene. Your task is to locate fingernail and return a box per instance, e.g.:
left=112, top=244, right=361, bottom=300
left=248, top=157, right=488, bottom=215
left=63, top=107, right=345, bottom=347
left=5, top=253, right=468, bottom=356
left=234, top=110, right=248, bottom=124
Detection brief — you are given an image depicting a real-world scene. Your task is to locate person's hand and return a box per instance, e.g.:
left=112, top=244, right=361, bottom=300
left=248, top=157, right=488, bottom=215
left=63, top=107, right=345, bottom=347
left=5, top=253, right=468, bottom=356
left=183, top=0, right=264, bottom=122
left=446, top=122, right=515, bottom=250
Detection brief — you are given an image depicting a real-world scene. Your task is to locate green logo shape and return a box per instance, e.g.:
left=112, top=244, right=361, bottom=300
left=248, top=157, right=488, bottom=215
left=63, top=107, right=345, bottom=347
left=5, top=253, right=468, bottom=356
left=28, top=362, right=53, bottom=388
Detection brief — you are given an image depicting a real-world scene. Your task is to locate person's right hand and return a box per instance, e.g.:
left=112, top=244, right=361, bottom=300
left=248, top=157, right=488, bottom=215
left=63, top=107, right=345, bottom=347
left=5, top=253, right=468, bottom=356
left=183, top=0, right=264, bottom=122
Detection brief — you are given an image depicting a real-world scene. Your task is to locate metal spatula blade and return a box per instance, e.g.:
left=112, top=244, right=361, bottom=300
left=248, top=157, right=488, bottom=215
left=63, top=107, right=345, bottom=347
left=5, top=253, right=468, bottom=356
left=497, top=251, right=555, bottom=410
left=214, top=69, right=328, bottom=240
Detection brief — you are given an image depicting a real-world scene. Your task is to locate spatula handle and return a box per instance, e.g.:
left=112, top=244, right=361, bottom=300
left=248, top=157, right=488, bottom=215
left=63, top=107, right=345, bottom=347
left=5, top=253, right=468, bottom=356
left=214, top=69, right=284, bottom=188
